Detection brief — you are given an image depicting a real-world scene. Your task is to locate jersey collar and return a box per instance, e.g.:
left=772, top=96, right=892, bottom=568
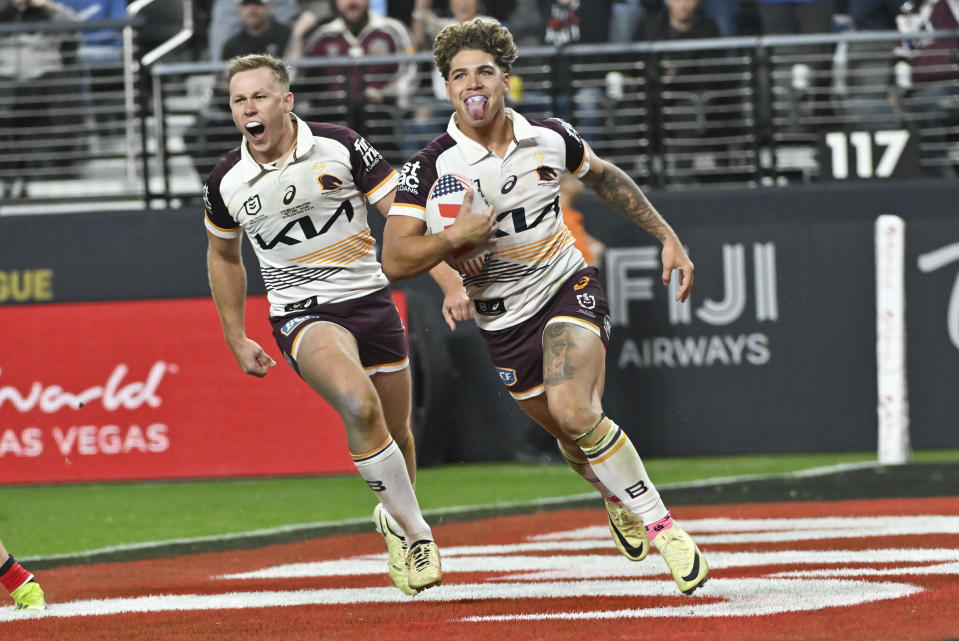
left=446, top=108, right=537, bottom=165
left=238, top=114, right=316, bottom=182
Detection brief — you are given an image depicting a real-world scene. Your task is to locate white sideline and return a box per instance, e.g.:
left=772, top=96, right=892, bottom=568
left=20, top=460, right=883, bottom=564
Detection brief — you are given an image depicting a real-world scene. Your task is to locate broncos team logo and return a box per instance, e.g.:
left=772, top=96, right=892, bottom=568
left=317, top=174, right=343, bottom=190
left=535, top=166, right=558, bottom=182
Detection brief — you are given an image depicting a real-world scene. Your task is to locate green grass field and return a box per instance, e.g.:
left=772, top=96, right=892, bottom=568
left=2, top=450, right=957, bottom=558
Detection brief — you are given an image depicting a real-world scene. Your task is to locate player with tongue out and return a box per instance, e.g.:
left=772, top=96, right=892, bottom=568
left=383, top=19, right=709, bottom=596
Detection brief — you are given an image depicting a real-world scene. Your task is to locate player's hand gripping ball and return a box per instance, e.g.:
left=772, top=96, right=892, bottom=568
left=424, top=172, right=491, bottom=275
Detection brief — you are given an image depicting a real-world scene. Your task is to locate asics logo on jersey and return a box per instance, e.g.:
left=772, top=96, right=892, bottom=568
left=254, top=201, right=355, bottom=250
left=397, top=161, right=421, bottom=193
left=573, top=276, right=590, bottom=290
left=283, top=185, right=296, bottom=204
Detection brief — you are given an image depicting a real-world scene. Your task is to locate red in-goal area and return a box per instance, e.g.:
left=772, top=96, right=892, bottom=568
left=5, top=497, right=959, bottom=641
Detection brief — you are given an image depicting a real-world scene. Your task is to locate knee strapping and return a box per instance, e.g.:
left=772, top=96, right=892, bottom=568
left=574, top=413, right=612, bottom=449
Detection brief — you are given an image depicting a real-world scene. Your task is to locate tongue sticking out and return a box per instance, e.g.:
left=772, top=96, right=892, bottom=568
left=466, top=96, right=487, bottom=120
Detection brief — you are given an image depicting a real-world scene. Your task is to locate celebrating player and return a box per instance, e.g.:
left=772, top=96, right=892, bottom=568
left=1, top=539, right=45, bottom=610
left=382, top=20, right=708, bottom=594
left=202, top=54, right=462, bottom=595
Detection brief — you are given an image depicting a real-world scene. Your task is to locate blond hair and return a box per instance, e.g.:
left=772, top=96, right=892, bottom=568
left=226, top=53, right=291, bottom=90
left=433, top=18, right=518, bottom=80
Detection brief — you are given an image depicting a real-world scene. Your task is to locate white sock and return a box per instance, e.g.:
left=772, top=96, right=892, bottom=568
left=353, top=437, right=432, bottom=543
left=580, top=418, right=669, bottom=524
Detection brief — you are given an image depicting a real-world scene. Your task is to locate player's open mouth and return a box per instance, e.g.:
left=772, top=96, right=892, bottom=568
left=245, top=121, right=266, bottom=141
left=465, top=95, right=487, bottom=120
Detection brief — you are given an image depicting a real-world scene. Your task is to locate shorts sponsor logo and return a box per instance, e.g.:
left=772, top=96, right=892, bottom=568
left=281, top=315, right=318, bottom=335
left=577, top=293, right=596, bottom=310
left=475, top=298, right=506, bottom=316
left=573, top=276, right=590, bottom=291
left=496, top=367, right=517, bottom=386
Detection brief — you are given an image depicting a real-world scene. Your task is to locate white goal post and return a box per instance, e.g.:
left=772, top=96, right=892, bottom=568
left=875, top=214, right=911, bottom=465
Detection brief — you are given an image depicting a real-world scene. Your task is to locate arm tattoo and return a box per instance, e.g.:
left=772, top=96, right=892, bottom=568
left=583, top=163, right=671, bottom=243
left=543, top=324, right=576, bottom=385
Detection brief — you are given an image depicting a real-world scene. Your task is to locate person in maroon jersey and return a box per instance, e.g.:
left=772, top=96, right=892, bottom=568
left=297, top=0, right=416, bottom=164
left=381, top=19, right=708, bottom=595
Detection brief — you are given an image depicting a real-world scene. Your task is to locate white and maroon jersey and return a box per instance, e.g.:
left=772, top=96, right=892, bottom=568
left=204, top=114, right=396, bottom=317
left=390, top=109, right=590, bottom=331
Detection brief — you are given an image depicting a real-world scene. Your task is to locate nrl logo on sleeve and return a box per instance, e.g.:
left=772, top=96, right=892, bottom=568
left=243, top=194, right=262, bottom=216
left=397, top=160, right=422, bottom=194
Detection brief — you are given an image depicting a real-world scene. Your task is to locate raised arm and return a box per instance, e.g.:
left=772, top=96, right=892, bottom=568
left=580, top=147, right=695, bottom=303
left=206, top=231, right=276, bottom=377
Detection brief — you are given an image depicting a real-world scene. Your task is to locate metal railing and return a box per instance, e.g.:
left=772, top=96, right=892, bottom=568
left=1, top=28, right=956, bottom=211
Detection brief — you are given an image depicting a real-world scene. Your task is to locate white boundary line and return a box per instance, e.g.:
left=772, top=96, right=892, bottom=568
left=21, top=461, right=883, bottom=565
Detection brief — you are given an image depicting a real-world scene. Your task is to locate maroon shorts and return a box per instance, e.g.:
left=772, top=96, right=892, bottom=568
left=479, top=267, right=611, bottom=399
left=269, top=286, right=408, bottom=376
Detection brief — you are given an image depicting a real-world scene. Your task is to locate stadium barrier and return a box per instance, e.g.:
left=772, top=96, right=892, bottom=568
left=2, top=180, right=958, bottom=482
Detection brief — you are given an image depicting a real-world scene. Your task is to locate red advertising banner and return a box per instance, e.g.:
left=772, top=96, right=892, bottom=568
left=0, top=293, right=407, bottom=484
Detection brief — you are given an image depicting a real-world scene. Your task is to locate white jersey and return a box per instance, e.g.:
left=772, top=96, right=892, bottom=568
left=390, top=109, right=589, bottom=331
left=204, top=114, right=396, bottom=317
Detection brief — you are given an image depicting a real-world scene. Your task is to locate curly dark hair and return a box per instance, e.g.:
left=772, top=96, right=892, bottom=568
left=433, top=19, right=518, bottom=80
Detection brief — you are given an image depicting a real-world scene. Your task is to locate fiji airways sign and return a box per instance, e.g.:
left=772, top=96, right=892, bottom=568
left=606, top=243, right=778, bottom=369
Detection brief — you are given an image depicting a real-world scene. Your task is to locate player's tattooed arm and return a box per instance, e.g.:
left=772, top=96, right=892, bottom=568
left=581, top=161, right=672, bottom=243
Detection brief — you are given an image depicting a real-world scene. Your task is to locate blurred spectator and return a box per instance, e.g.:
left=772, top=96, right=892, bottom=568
left=410, top=0, right=492, bottom=50
left=636, top=0, right=723, bottom=181
left=208, top=0, right=299, bottom=60
left=187, top=0, right=295, bottom=181
left=835, top=0, right=906, bottom=128
left=222, top=0, right=293, bottom=59
left=0, top=0, right=82, bottom=197
left=756, top=0, right=836, bottom=123
left=300, top=0, right=416, bottom=163
left=895, top=0, right=959, bottom=175
left=524, top=0, right=614, bottom=140
left=635, top=0, right=720, bottom=41
left=699, top=0, right=739, bottom=35
left=286, top=0, right=334, bottom=59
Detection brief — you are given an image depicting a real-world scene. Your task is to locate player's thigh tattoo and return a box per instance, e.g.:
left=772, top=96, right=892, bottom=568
left=543, top=323, right=577, bottom=385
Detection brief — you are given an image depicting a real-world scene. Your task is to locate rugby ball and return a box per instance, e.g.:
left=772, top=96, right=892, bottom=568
left=424, top=172, right=491, bottom=274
